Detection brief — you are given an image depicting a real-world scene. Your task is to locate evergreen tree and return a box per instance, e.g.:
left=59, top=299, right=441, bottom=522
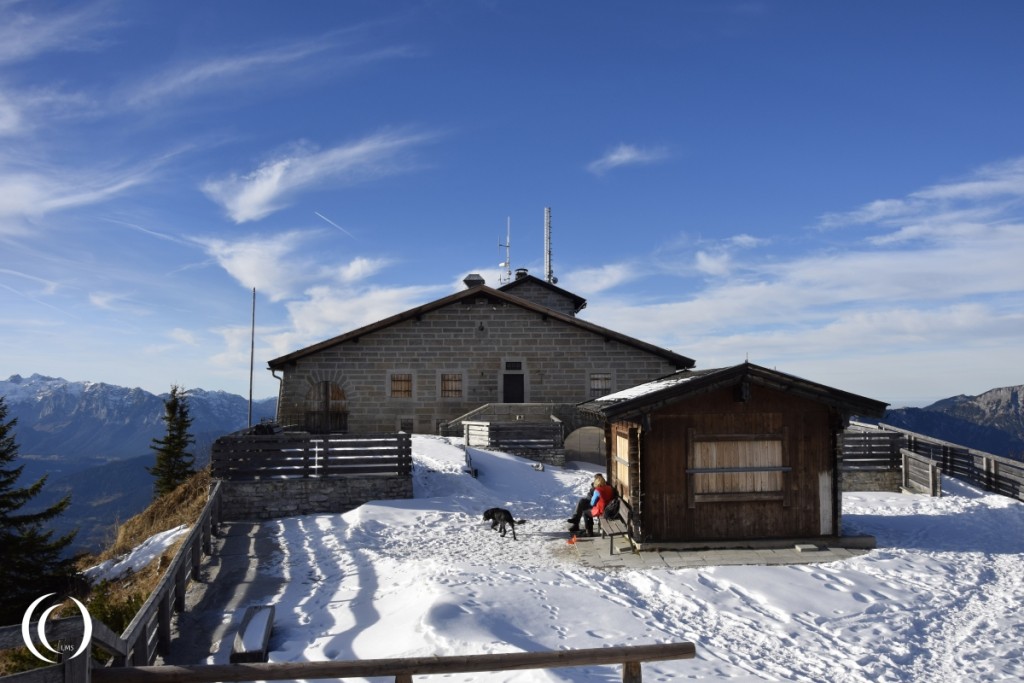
left=148, top=385, right=196, bottom=498
left=0, top=395, right=78, bottom=625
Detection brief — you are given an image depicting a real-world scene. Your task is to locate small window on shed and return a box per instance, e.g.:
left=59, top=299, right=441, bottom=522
left=687, top=433, right=788, bottom=507
left=590, top=373, right=612, bottom=398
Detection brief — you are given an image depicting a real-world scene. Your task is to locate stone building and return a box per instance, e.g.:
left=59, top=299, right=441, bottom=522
left=267, top=272, right=694, bottom=434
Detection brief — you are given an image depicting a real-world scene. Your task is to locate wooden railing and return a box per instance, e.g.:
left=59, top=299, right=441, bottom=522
left=881, top=423, right=1024, bottom=500
left=902, top=449, right=941, bottom=496
left=210, top=432, right=412, bottom=480
left=846, top=422, right=1024, bottom=501
left=90, top=641, right=697, bottom=683
left=0, top=482, right=223, bottom=683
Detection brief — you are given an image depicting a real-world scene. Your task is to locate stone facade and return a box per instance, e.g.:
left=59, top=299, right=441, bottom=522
left=498, top=275, right=584, bottom=317
left=219, top=475, right=414, bottom=521
left=270, top=284, right=692, bottom=434
left=841, top=468, right=902, bottom=493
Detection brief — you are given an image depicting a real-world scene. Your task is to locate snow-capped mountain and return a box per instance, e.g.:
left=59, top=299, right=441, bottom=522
left=1, top=373, right=277, bottom=461
left=0, top=373, right=277, bottom=553
left=882, top=384, right=1024, bottom=459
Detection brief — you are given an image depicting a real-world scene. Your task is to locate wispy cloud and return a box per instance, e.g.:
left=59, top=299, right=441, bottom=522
left=818, top=156, right=1024, bottom=232
left=123, top=28, right=416, bottom=109
left=0, top=2, right=113, bottom=66
left=202, top=129, right=437, bottom=223
left=586, top=143, right=669, bottom=175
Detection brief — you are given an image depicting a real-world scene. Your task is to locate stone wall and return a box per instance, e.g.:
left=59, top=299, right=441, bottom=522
left=218, top=475, right=414, bottom=521
left=841, top=469, right=902, bottom=493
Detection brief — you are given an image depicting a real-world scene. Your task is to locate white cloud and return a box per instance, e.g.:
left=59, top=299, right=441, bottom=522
left=331, top=257, right=392, bottom=284
left=202, top=130, right=437, bottom=223
left=818, top=155, right=1024, bottom=232
left=694, top=250, right=731, bottom=276
left=193, top=231, right=313, bottom=302
left=0, top=152, right=176, bottom=235
left=0, top=2, right=113, bottom=66
left=586, top=143, right=669, bottom=175
left=559, top=263, right=638, bottom=295
left=125, top=41, right=330, bottom=109
left=169, top=328, right=198, bottom=346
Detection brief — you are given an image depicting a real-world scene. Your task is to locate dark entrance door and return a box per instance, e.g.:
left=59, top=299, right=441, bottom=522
left=503, top=374, right=525, bottom=403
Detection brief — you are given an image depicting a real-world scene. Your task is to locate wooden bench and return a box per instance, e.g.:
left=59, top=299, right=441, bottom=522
left=597, top=498, right=634, bottom=555
left=230, top=605, right=275, bottom=663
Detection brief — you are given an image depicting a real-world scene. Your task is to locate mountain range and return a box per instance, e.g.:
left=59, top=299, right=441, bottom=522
left=1, top=374, right=277, bottom=553
left=876, top=385, right=1024, bottom=460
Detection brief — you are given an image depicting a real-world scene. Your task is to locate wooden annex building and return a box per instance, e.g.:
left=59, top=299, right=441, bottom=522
left=578, top=363, right=888, bottom=547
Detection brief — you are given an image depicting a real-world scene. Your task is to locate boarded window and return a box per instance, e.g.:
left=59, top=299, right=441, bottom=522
left=390, top=373, right=413, bottom=398
left=688, top=432, right=788, bottom=506
left=590, top=373, right=612, bottom=398
left=441, top=373, right=463, bottom=398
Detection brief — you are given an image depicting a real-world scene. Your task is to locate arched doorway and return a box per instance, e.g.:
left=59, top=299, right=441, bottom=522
left=564, top=426, right=605, bottom=465
left=304, top=381, right=348, bottom=433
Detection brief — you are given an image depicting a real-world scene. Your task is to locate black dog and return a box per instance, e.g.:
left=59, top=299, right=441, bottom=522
left=483, top=508, right=526, bottom=540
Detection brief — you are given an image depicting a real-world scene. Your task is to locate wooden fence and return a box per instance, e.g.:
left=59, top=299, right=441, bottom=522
left=210, top=432, right=412, bottom=480
left=844, top=422, right=1024, bottom=501
left=841, top=428, right=902, bottom=470
left=463, top=421, right=563, bottom=452
left=0, top=482, right=223, bottom=682
left=881, top=423, right=1024, bottom=500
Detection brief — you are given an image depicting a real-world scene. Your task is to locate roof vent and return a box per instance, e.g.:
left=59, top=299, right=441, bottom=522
left=514, top=268, right=529, bottom=280
left=463, top=273, right=485, bottom=289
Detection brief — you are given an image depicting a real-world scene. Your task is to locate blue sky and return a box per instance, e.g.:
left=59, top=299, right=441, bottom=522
left=1, top=1, right=1022, bottom=407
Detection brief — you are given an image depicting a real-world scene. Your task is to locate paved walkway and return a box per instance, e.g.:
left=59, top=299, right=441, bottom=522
left=162, top=522, right=286, bottom=666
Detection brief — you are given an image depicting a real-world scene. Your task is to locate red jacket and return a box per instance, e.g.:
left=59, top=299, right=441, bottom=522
left=591, top=484, right=615, bottom=517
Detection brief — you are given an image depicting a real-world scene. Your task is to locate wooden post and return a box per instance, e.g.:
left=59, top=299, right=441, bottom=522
left=623, top=660, right=642, bottom=682
left=190, top=531, right=203, bottom=581
left=64, top=649, right=91, bottom=683
left=157, top=592, right=172, bottom=658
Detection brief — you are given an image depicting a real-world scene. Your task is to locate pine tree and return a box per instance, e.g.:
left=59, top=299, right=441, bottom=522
left=0, top=395, right=78, bottom=625
left=148, top=385, right=196, bottom=499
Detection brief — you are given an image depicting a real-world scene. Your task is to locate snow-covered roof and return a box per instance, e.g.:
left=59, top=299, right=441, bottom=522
left=579, top=362, right=888, bottom=419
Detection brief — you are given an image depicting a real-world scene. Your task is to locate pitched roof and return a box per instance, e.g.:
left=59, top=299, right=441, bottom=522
left=497, top=274, right=587, bottom=314
left=267, top=284, right=695, bottom=369
left=578, top=362, right=888, bottom=419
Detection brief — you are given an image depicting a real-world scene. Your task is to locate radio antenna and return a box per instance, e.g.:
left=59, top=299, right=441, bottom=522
left=544, top=207, right=556, bottom=284
left=498, top=217, right=512, bottom=285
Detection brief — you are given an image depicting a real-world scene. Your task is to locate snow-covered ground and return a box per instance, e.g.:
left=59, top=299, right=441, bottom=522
left=136, top=435, right=1024, bottom=681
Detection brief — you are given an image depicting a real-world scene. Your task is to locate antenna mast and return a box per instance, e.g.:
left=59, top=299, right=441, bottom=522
left=498, top=217, right=512, bottom=285
left=544, top=207, right=556, bottom=284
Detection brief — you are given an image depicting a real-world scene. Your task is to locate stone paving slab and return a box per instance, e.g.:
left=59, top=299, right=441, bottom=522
left=571, top=534, right=872, bottom=569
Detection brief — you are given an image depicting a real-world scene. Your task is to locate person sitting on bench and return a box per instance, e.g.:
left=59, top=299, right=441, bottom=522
left=567, top=474, right=615, bottom=536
